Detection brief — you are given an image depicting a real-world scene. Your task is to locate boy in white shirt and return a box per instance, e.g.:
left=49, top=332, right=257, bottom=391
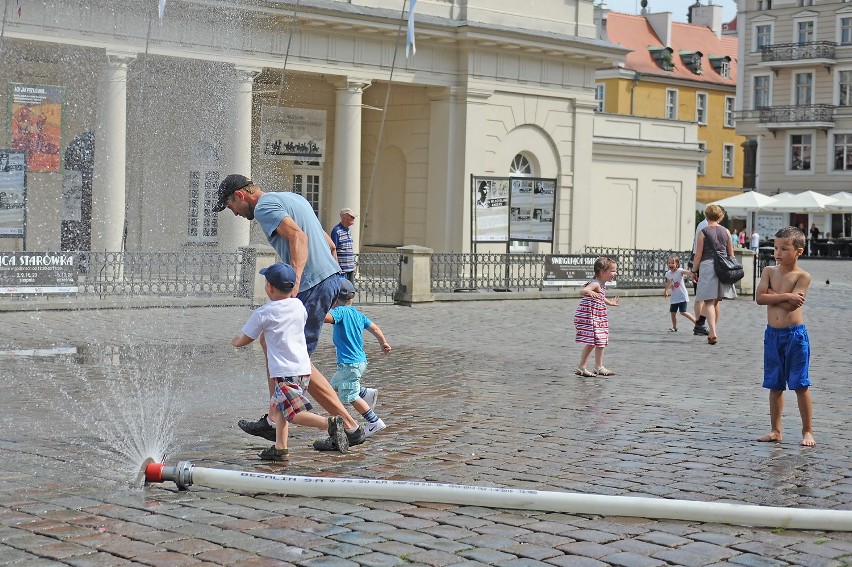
left=664, top=255, right=697, bottom=332
left=231, top=262, right=348, bottom=461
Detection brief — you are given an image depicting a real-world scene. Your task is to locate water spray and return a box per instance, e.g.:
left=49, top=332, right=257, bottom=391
left=145, top=461, right=852, bottom=531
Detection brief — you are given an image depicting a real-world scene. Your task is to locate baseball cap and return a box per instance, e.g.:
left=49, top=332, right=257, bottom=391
left=213, top=174, right=253, bottom=213
left=259, top=262, right=297, bottom=292
left=338, top=278, right=356, bottom=299
left=340, top=207, right=357, bottom=218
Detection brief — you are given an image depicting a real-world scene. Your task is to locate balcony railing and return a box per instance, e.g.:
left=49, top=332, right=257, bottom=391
left=758, top=104, right=835, bottom=124
left=760, top=41, right=835, bottom=62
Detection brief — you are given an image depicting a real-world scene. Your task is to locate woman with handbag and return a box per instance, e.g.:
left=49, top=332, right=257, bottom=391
left=690, top=204, right=736, bottom=345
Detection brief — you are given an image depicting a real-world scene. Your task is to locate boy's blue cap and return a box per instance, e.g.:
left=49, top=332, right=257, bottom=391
left=338, top=278, right=356, bottom=298
left=259, top=262, right=297, bottom=291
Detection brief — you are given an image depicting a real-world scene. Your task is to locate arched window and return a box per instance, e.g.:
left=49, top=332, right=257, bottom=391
left=510, top=153, right=533, bottom=252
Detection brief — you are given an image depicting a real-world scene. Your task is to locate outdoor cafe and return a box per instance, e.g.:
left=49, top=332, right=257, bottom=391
left=709, top=190, right=852, bottom=258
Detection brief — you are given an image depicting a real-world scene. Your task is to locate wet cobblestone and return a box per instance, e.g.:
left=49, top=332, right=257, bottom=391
left=1, top=259, right=851, bottom=565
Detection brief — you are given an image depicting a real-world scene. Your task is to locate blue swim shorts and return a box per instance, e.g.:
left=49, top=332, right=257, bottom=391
left=298, top=273, right=343, bottom=354
left=331, top=362, right=368, bottom=403
left=763, top=324, right=810, bottom=391
left=669, top=301, right=688, bottom=313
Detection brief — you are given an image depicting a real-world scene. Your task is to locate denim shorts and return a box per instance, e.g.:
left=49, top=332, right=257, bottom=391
left=669, top=301, right=688, bottom=313
left=330, top=362, right=367, bottom=403
left=298, top=274, right=343, bottom=354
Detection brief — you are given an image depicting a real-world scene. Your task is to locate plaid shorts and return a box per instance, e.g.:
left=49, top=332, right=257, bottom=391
left=272, top=375, right=313, bottom=422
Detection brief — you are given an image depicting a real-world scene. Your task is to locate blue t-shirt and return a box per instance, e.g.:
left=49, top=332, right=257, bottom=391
left=329, top=305, right=372, bottom=364
left=254, top=192, right=341, bottom=291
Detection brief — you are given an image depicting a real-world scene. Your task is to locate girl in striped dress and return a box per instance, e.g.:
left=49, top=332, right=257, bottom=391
left=574, top=257, right=620, bottom=377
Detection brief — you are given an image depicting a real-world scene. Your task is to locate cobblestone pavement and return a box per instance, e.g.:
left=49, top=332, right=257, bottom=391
left=1, top=259, right=851, bottom=566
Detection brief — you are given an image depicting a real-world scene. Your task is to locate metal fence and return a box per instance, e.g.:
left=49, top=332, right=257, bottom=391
left=431, top=252, right=549, bottom=292
left=584, top=247, right=693, bottom=289
left=354, top=252, right=402, bottom=304
left=77, top=250, right=249, bottom=298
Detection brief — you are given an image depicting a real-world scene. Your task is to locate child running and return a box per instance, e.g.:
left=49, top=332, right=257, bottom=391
left=231, top=262, right=349, bottom=461
left=755, top=227, right=815, bottom=447
left=574, top=256, right=620, bottom=377
left=324, top=279, right=392, bottom=437
left=664, top=255, right=697, bottom=332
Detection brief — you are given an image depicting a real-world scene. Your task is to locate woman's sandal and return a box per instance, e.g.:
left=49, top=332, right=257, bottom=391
left=575, top=367, right=596, bottom=377
left=708, top=336, right=718, bottom=345
left=595, top=367, right=616, bottom=376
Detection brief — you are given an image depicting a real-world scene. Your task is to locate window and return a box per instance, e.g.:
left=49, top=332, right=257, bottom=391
left=720, top=60, right=730, bottom=78
left=797, top=20, right=815, bottom=43
left=724, top=96, right=735, bottom=127
left=698, top=142, right=707, bottom=176
left=709, top=56, right=731, bottom=78
left=665, top=89, right=678, bottom=119
left=757, top=0, right=772, bottom=9
left=696, top=93, right=708, bottom=124
left=509, top=154, right=533, bottom=253
left=794, top=72, right=813, bottom=105
left=187, top=141, right=220, bottom=244
left=722, top=144, right=735, bottom=177
left=756, top=24, right=772, bottom=49
left=595, top=84, right=605, bottom=113
left=292, top=160, right=322, bottom=216
left=754, top=75, right=771, bottom=109
left=834, top=134, right=852, bottom=170
left=839, top=70, right=852, bottom=106
left=841, top=17, right=852, bottom=44
left=797, top=0, right=814, bottom=6
left=790, top=134, right=812, bottom=171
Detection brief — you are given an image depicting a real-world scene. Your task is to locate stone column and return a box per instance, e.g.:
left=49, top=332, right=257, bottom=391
left=218, top=65, right=261, bottom=251
left=91, top=51, right=134, bottom=253
left=332, top=78, right=370, bottom=253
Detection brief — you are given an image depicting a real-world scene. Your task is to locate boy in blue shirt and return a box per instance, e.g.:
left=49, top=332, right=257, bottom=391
left=324, top=279, right=391, bottom=437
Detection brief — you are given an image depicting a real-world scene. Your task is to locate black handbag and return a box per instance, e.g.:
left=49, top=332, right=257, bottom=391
left=703, top=228, right=744, bottom=284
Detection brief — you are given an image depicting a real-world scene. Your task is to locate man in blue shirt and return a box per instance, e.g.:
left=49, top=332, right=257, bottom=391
left=330, top=208, right=357, bottom=282
left=215, top=174, right=366, bottom=450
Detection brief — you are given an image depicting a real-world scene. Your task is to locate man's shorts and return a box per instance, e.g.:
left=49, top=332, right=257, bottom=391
left=298, top=274, right=343, bottom=354
left=272, top=375, right=313, bottom=421
left=331, top=362, right=367, bottom=403
left=669, top=301, right=688, bottom=313
left=763, top=324, right=810, bottom=391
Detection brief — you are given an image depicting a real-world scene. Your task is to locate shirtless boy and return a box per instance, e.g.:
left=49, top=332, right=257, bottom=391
left=755, top=226, right=815, bottom=447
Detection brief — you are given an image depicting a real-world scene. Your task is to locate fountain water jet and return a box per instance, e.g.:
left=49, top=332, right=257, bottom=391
left=145, top=461, right=852, bottom=531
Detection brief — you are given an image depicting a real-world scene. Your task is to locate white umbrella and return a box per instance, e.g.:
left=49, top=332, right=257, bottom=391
left=709, top=191, right=777, bottom=216
left=763, top=190, right=839, bottom=213
left=827, top=192, right=852, bottom=212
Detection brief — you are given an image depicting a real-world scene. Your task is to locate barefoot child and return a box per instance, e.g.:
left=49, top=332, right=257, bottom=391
left=664, top=255, right=697, bottom=332
left=574, top=256, right=620, bottom=377
left=231, top=262, right=349, bottom=460
left=324, top=279, right=392, bottom=438
left=755, top=227, right=815, bottom=447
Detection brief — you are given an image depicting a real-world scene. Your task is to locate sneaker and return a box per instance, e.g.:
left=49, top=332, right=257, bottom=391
left=362, top=388, right=378, bottom=410
left=239, top=414, right=276, bottom=442
left=364, top=418, right=386, bottom=438
left=668, top=327, right=678, bottom=332
left=313, top=426, right=366, bottom=451
left=693, top=325, right=709, bottom=336
left=327, top=415, right=349, bottom=454
left=259, top=446, right=288, bottom=461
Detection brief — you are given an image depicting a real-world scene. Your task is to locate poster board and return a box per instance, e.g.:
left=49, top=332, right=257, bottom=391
left=542, top=254, right=618, bottom=287
left=260, top=106, right=327, bottom=162
left=509, top=178, right=556, bottom=242
left=472, top=177, right=510, bottom=242
left=0, top=252, right=78, bottom=294
left=9, top=83, right=63, bottom=172
left=0, top=150, right=26, bottom=238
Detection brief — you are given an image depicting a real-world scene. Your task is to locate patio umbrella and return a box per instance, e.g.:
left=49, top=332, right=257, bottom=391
left=763, top=190, right=839, bottom=213
left=827, top=192, right=852, bottom=212
left=708, top=191, right=777, bottom=217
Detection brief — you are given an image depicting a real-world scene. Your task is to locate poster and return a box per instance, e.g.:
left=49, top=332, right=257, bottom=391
left=260, top=106, right=327, bottom=162
left=509, top=178, right=555, bottom=241
left=9, top=83, right=63, bottom=172
left=472, top=177, right=509, bottom=242
left=542, top=254, right=618, bottom=287
left=0, top=150, right=26, bottom=237
left=0, top=252, right=78, bottom=294
left=61, top=170, right=83, bottom=222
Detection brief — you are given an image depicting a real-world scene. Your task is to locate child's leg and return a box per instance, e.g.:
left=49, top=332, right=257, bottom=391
left=593, top=346, right=604, bottom=369
left=578, top=344, right=594, bottom=369
left=757, top=389, right=784, bottom=442
left=269, top=404, right=289, bottom=450
left=670, top=311, right=678, bottom=328
left=681, top=309, right=697, bottom=324
left=291, top=411, right=330, bottom=430
left=794, top=387, right=815, bottom=447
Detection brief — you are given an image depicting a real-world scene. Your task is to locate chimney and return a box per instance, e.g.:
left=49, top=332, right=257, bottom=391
left=594, top=1, right=609, bottom=41
left=646, top=11, right=673, bottom=48
left=691, top=3, right=724, bottom=38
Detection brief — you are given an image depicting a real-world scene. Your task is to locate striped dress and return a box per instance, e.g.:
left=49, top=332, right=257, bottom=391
left=574, top=280, right=609, bottom=347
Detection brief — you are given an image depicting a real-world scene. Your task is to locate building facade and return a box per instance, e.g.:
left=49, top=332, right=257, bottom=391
left=0, top=0, right=700, bottom=257
left=595, top=5, right=746, bottom=206
left=735, top=0, right=852, bottom=237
